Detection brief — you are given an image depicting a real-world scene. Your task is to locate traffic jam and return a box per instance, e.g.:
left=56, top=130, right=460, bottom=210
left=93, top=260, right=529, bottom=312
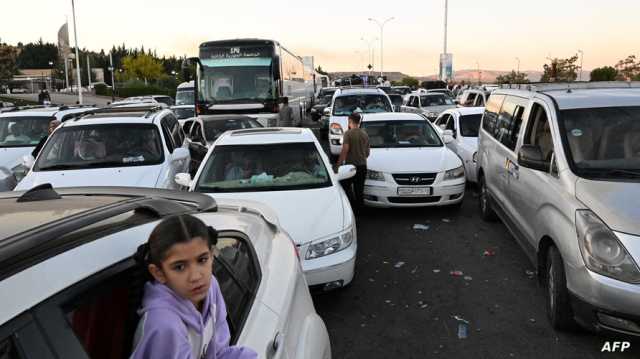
left=1, top=33, right=640, bottom=359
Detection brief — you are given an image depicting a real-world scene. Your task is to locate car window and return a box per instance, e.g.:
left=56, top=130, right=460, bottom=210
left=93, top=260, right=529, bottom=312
left=524, top=103, right=554, bottom=161
left=203, top=119, right=262, bottom=142
left=362, top=120, right=443, bottom=148
left=213, top=233, right=260, bottom=342
left=481, top=94, right=505, bottom=138
left=183, top=120, right=194, bottom=135
left=0, top=116, right=53, bottom=148
left=464, top=92, right=477, bottom=106
left=420, top=95, right=454, bottom=107
left=164, top=115, right=184, bottom=148
left=459, top=114, right=483, bottom=137
left=474, top=95, right=485, bottom=107
left=34, top=124, right=165, bottom=171
left=445, top=116, right=455, bottom=131
left=435, top=114, right=449, bottom=127
left=191, top=122, right=205, bottom=143
left=196, top=142, right=331, bottom=193
left=160, top=118, right=176, bottom=153
left=332, top=95, right=392, bottom=116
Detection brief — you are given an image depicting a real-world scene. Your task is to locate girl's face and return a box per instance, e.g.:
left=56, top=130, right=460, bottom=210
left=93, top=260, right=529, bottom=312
left=149, top=237, right=213, bottom=309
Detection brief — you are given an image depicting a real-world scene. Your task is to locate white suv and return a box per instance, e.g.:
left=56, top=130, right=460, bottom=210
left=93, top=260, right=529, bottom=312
left=0, top=105, right=97, bottom=191
left=326, top=88, right=393, bottom=156
left=0, top=185, right=331, bottom=359
left=15, top=105, right=190, bottom=190
left=175, top=127, right=359, bottom=291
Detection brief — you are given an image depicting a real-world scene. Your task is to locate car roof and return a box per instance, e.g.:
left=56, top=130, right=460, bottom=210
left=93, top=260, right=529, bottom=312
left=335, top=88, right=386, bottom=96
left=361, top=112, right=426, bottom=122
left=495, top=82, right=640, bottom=110
left=0, top=106, right=96, bottom=119
left=60, top=106, right=169, bottom=126
left=217, top=127, right=316, bottom=145
left=449, top=106, right=485, bottom=116
left=198, top=114, right=255, bottom=122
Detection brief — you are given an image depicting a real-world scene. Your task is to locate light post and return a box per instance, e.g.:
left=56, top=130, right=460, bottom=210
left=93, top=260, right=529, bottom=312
left=71, top=0, right=83, bottom=104
left=476, top=61, right=481, bottom=85
left=361, top=37, right=377, bottom=76
left=108, top=52, right=116, bottom=102
left=578, top=50, right=584, bottom=81
left=48, top=61, right=54, bottom=90
left=515, top=57, right=520, bottom=83
left=368, top=17, right=394, bottom=78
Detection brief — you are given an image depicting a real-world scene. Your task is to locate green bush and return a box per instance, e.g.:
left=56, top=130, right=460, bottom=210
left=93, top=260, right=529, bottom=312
left=94, top=83, right=108, bottom=96
left=113, top=80, right=175, bottom=99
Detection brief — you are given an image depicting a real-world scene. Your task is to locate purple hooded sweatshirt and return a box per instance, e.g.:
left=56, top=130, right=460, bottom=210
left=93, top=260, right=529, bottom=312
left=130, top=276, right=258, bottom=359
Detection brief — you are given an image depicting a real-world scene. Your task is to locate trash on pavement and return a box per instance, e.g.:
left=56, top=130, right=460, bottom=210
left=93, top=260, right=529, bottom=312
left=433, top=269, right=441, bottom=273
left=411, top=266, right=418, bottom=274
left=413, top=224, right=430, bottom=231
left=450, top=270, right=464, bottom=277
left=442, top=218, right=451, bottom=223
left=463, top=276, right=473, bottom=281
left=483, top=250, right=496, bottom=256
left=394, top=261, right=405, bottom=268
left=525, top=270, right=535, bottom=277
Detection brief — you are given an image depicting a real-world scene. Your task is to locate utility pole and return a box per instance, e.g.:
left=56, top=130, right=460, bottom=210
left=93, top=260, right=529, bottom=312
left=444, top=0, right=448, bottom=55
left=516, top=57, right=520, bottom=83
left=369, top=17, right=394, bottom=79
left=361, top=37, right=377, bottom=77
left=578, top=50, right=584, bottom=81
left=86, top=54, right=91, bottom=88
left=476, top=61, right=481, bottom=85
left=71, top=0, right=82, bottom=104
left=64, top=57, right=69, bottom=90
left=109, top=52, right=116, bottom=102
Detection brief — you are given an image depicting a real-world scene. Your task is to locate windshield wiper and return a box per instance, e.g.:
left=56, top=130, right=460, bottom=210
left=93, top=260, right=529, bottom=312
left=37, top=164, right=86, bottom=171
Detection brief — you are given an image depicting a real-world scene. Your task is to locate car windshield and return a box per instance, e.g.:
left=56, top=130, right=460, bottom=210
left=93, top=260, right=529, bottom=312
left=421, top=95, right=454, bottom=107
left=362, top=120, right=443, bottom=148
left=318, top=95, right=333, bottom=105
left=561, top=107, right=640, bottom=178
left=388, top=95, right=404, bottom=108
left=199, top=59, right=274, bottom=104
left=175, top=89, right=195, bottom=105
left=333, top=95, right=392, bottom=116
left=319, top=89, right=336, bottom=97
left=203, top=118, right=262, bottom=142
left=34, top=124, right=164, bottom=171
left=459, top=114, right=482, bottom=137
left=173, top=107, right=195, bottom=120
left=0, top=116, right=52, bottom=148
left=196, top=142, right=331, bottom=192
left=154, top=97, right=173, bottom=106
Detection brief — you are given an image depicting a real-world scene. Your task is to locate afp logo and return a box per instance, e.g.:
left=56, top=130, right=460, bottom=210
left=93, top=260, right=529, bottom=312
left=230, top=47, right=240, bottom=55
left=601, top=341, right=631, bottom=352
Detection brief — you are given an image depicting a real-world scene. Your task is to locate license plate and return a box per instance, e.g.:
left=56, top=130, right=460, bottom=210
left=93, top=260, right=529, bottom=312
left=397, top=187, right=432, bottom=196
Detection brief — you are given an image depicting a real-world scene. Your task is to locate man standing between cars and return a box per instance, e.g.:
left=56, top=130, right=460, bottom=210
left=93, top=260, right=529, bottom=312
left=278, top=97, right=294, bottom=127
left=31, top=119, right=61, bottom=158
left=337, top=112, right=369, bottom=212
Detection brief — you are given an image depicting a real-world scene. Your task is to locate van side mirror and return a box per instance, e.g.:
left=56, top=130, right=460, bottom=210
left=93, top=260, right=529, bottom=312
left=443, top=130, right=454, bottom=144
left=336, top=165, right=356, bottom=181
left=175, top=172, right=193, bottom=187
left=518, top=145, right=550, bottom=171
left=323, top=107, right=331, bottom=116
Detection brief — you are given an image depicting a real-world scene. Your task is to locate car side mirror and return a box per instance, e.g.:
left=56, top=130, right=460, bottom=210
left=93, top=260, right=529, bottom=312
left=443, top=130, right=454, bottom=144
left=175, top=172, right=193, bottom=187
left=22, top=155, right=35, bottom=169
left=323, top=107, right=332, bottom=116
left=518, top=144, right=550, bottom=171
left=336, top=165, right=356, bottom=181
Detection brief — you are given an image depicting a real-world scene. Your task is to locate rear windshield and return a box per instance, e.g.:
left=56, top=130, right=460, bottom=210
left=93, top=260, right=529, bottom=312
left=459, top=114, right=482, bottom=137
left=421, top=95, right=454, bottom=107
left=173, top=107, right=195, bottom=120
left=362, top=120, right=443, bottom=148
left=204, top=118, right=262, bottom=141
left=0, top=116, right=52, bottom=148
left=333, top=95, right=392, bottom=116
left=35, top=124, right=164, bottom=171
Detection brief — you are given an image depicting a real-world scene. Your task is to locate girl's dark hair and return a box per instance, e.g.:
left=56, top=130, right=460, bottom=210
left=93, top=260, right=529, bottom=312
left=134, top=214, right=218, bottom=267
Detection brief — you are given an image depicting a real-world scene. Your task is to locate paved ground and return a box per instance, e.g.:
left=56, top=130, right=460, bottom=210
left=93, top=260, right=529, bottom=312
left=310, top=128, right=638, bottom=359
left=3, top=92, right=117, bottom=107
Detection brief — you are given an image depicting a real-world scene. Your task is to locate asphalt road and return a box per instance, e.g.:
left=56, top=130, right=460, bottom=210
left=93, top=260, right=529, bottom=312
left=310, top=128, right=639, bottom=359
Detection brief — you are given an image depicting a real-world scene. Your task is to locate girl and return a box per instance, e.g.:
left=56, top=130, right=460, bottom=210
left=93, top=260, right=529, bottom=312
left=131, top=214, right=258, bottom=359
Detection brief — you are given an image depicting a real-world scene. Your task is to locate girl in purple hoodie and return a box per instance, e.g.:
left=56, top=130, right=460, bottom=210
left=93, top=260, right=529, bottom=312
left=130, top=214, right=258, bottom=359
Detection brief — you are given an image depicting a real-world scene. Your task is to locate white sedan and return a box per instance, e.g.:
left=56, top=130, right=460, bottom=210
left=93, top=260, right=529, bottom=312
left=433, top=107, right=484, bottom=183
left=361, top=112, right=466, bottom=207
left=176, top=127, right=358, bottom=292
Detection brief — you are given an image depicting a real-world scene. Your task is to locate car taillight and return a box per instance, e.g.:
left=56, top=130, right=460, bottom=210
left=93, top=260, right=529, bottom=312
left=270, top=102, right=280, bottom=113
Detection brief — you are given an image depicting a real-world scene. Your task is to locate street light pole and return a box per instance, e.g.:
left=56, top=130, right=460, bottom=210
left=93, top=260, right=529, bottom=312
left=71, top=0, right=83, bottom=104
left=109, top=52, right=116, bottom=102
left=368, top=17, right=394, bottom=79
left=578, top=50, right=584, bottom=81
left=361, top=37, right=377, bottom=77
left=476, top=61, right=481, bottom=85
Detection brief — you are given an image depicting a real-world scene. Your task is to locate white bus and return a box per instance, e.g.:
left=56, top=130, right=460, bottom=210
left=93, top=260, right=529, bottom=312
left=175, top=81, right=195, bottom=106
left=193, top=39, right=313, bottom=126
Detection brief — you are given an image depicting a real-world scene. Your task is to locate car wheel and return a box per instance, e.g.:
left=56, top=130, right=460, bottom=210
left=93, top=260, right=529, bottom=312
left=478, top=175, right=497, bottom=222
left=546, top=246, right=576, bottom=330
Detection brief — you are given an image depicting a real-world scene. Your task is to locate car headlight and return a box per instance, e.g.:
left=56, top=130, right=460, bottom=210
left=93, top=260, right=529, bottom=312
left=472, top=151, right=478, bottom=163
left=311, top=108, right=317, bottom=113
left=306, top=227, right=354, bottom=260
left=367, top=170, right=385, bottom=181
left=11, top=164, right=28, bottom=182
left=330, top=123, right=343, bottom=135
left=443, top=166, right=465, bottom=180
left=576, top=210, right=640, bottom=283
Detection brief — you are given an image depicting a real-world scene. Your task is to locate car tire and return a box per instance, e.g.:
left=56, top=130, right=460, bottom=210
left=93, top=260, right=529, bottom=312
left=478, top=175, right=497, bottom=222
left=546, top=246, right=576, bottom=330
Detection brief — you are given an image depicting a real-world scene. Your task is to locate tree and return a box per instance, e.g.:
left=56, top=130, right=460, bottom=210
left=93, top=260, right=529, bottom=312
left=541, top=55, right=579, bottom=82
left=16, top=39, right=58, bottom=68
left=315, top=66, right=329, bottom=76
left=121, top=54, right=164, bottom=84
left=590, top=66, right=618, bottom=82
left=495, top=70, right=529, bottom=84
left=0, top=45, right=18, bottom=87
left=614, top=55, right=639, bottom=80
left=400, top=76, right=419, bottom=88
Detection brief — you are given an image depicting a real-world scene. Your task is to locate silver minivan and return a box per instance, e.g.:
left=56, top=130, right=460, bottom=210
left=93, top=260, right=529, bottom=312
left=476, top=82, right=640, bottom=336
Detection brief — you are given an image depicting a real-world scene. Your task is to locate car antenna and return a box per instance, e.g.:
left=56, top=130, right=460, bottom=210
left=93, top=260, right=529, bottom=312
left=17, top=183, right=62, bottom=203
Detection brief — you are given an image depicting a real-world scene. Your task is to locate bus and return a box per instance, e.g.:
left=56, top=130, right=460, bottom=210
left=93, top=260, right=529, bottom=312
left=175, top=81, right=195, bottom=105
left=193, top=39, right=312, bottom=127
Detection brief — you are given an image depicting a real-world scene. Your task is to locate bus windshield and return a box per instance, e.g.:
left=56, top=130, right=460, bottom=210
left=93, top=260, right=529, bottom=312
left=199, top=58, right=275, bottom=104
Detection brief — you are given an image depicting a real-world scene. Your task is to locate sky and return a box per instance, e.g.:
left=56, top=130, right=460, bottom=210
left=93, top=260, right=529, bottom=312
left=1, top=0, right=639, bottom=76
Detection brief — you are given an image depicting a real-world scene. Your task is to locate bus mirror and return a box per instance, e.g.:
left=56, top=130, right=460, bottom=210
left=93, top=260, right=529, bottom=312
left=273, top=57, right=281, bottom=79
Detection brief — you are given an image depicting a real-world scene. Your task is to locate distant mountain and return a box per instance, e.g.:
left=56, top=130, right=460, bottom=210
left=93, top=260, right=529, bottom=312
left=417, top=70, right=544, bottom=83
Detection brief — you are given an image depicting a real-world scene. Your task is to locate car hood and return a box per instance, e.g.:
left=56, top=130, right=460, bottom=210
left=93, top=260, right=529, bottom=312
left=207, top=186, right=345, bottom=245
left=575, top=178, right=640, bottom=235
left=0, top=147, right=32, bottom=171
left=15, top=165, right=164, bottom=190
left=368, top=146, right=461, bottom=173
